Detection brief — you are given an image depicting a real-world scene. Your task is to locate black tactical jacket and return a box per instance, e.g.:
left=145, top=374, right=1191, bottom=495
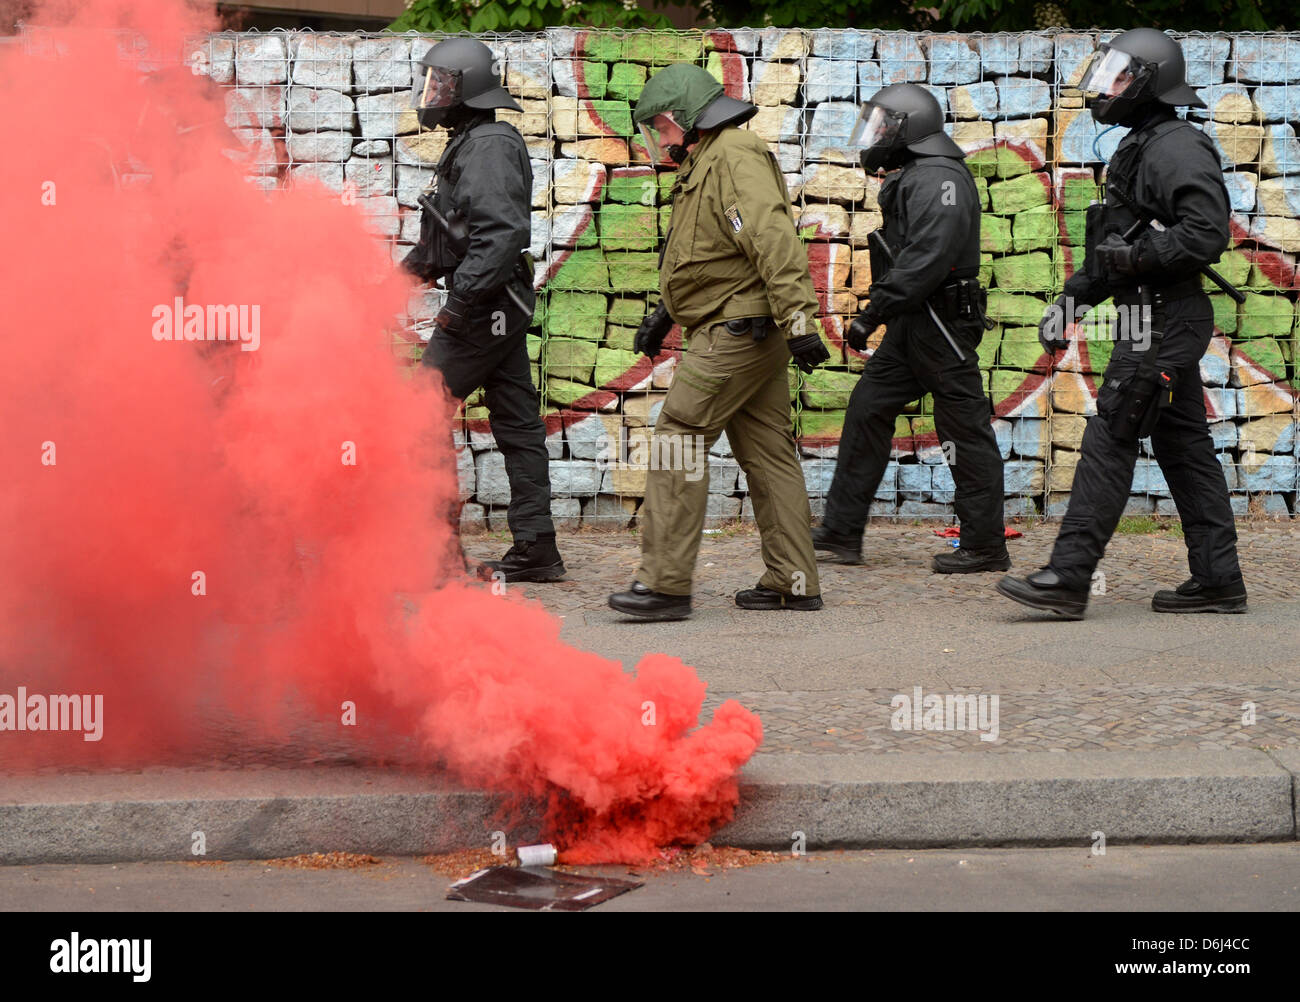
left=869, top=154, right=981, bottom=321
left=404, top=114, right=533, bottom=309
left=1065, top=107, right=1230, bottom=307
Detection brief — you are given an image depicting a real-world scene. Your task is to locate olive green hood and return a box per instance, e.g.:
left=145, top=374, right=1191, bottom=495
left=634, top=64, right=727, bottom=131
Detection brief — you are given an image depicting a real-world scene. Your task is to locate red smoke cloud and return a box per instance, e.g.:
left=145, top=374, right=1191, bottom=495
left=0, top=0, right=761, bottom=862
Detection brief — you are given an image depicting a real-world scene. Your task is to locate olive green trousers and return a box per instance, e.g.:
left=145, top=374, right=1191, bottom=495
left=636, top=322, right=821, bottom=598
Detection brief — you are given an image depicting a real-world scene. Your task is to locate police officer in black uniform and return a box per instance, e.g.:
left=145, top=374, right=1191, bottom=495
left=997, top=28, right=1246, bottom=618
left=813, top=83, right=1009, bottom=573
left=405, top=38, right=564, bottom=582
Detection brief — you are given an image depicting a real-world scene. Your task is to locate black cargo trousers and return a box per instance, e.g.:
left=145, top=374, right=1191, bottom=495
left=419, top=289, right=554, bottom=542
left=823, top=308, right=1005, bottom=551
left=1049, top=291, right=1241, bottom=590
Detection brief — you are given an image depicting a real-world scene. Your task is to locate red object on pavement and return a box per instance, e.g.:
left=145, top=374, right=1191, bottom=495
left=932, top=527, right=1024, bottom=540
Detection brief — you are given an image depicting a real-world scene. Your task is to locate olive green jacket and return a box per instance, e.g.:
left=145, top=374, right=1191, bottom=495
left=658, top=127, right=820, bottom=339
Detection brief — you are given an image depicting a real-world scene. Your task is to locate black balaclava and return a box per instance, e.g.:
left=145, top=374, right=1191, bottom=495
left=416, top=107, right=443, bottom=130
left=1115, top=98, right=1174, bottom=132
left=445, top=105, right=490, bottom=135
left=884, top=143, right=912, bottom=171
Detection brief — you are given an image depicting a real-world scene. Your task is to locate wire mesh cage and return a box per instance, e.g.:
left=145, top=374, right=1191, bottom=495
left=67, top=25, right=1300, bottom=529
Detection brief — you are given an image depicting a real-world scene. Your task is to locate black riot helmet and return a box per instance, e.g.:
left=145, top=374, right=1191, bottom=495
left=850, top=83, right=963, bottom=172
left=1079, top=28, right=1205, bottom=126
left=412, top=37, right=522, bottom=130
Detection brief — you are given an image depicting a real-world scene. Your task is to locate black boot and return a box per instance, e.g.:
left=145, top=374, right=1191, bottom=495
left=481, top=533, right=566, bottom=583
left=932, top=546, right=1012, bottom=574
left=608, top=581, right=692, bottom=621
left=1152, top=578, right=1247, bottom=614
left=812, top=525, right=863, bottom=564
left=995, top=568, right=1089, bottom=620
left=734, top=585, right=823, bottom=611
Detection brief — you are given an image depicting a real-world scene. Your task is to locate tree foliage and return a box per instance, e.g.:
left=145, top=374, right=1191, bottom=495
left=702, top=0, right=925, bottom=30
left=937, top=0, right=1290, bottom=33
left=392, top=0, right=1290, bottom=35
left=389, top=0, right=670, bottom=33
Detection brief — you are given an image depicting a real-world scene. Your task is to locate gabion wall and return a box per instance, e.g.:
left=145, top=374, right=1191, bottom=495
left=196, top=27, right=1298, bottom=529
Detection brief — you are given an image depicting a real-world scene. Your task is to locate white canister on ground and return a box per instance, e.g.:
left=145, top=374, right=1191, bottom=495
left=516, top=843, right=557, bottom=867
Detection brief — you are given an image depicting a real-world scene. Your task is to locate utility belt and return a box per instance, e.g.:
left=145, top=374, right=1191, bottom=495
left=1113, top=275, right=1202, bottom=307
left=1110, top=287, right=1175, bottom=441
left=931, top=276, right=993, bottom=330
left=723, top=315, right=774, bottom=343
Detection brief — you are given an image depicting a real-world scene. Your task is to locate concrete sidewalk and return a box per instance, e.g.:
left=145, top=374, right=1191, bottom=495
left=2, top=521, right=1298, bottom=864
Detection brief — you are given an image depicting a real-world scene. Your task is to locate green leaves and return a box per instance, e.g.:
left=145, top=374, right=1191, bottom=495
left=391, top=0, right=670, bottom=32
left=392, top=1, right=1285, bottom=49
left=934, top=0, right=1285, bottom=31
left=468, top=3, right=502, bottom=32
left=707, top=0, right=912, bottom=29
left=388, top=2, right=469, bottom=33
left=938, top=0, right=1000, bottom=27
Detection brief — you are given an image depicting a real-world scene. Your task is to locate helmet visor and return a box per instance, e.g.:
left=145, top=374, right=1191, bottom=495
left=1078, top=46, right=1149, bottom=99
left=637, top=112, right=681, bottom=166
left=412, top=66, right=463, bottom=110
left=638, top=123, right=664, bottom=165
left=849, top=102, right=904, bottom=153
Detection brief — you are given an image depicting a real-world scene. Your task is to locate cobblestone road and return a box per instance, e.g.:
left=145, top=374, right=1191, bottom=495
left=5, top=520, right=1296, bottom=773
left=470, top=519, right=1300, bottom=756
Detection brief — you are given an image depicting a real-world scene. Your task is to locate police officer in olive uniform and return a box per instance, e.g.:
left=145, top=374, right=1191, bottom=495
left=814, top=84, right=1009, bottom=573
left=405, top=39, right=564, bottom=582
left=607, top=64, right=831, bottom=621
left=997, top=29, right=1247, bottom=619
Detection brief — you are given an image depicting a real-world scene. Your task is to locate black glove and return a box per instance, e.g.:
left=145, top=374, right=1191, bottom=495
left=1037, top=295, right=1070, bottom=355
left=434, top=292, right=470, bottom=336
left=1095, top=233, right=1154, bottom=278
left=634, top=302, right=674, bottom=358
left=788, top=332, right=830, bottom=374
left=846, top=308, right=882, bottom=353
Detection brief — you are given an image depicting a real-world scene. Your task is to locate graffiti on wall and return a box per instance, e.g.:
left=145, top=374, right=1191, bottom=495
left=198, top=27, right=1299, bottom=527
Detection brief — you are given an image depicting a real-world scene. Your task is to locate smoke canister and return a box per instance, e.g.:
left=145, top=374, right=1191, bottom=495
left=516, top=843, right=557, bottom=867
